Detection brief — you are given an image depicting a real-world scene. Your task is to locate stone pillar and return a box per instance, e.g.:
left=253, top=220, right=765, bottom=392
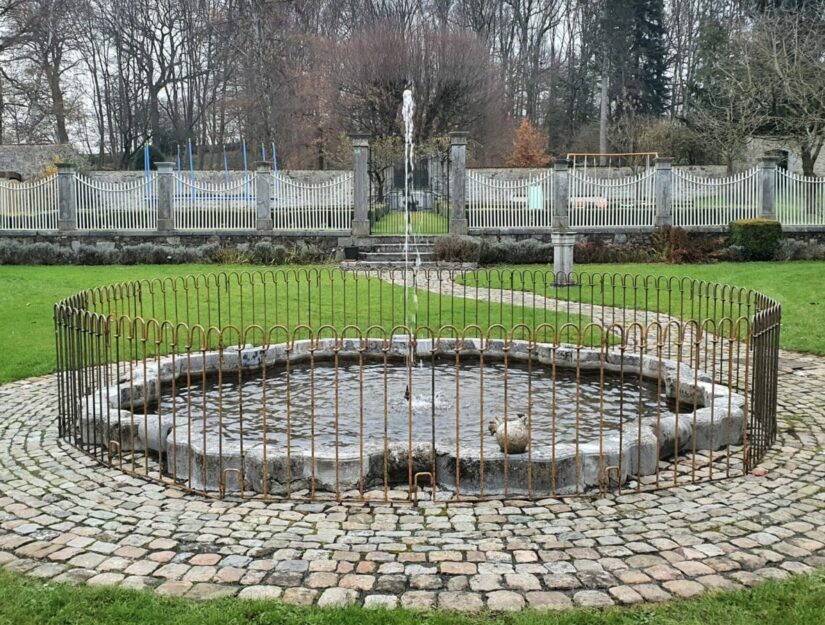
left=449, top=131, right=468, bottom=235
left=254, top=161, right=273, bottom=231
left=552, top=160, right=570, bottom=230
left=552, top=231, right=576, bottom=286
left=156, top=162, right=175, bottom=232
left=654, top=157, right=673, bottom=228
left=350, top=134, right=370, bottom=237
left=759, top=155, right=779, bottom=220
left=56, top=163, right=76, bottom=231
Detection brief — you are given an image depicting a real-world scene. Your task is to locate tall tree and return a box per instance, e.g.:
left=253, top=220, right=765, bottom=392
left=727, top=6, right=825, bottom=176
left=601, top=0, right=669, bottom=119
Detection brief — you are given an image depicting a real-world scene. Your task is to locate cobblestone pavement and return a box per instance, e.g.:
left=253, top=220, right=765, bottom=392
left=1, top=351, right=824, bottom=611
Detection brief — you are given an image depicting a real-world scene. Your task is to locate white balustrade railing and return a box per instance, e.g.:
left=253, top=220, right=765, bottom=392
left=272, top=173, right=353, bottom=230
left=672, top=168, right=759, bottom=227
left=776, top=169, right=825, bottom=226
left=8, top=167, right=825, bottom=234
left=568, top=171, right=655, bottom=228
left=0, top=175, right=58, bottom=230
left=76, top=174, right=157, bottom=230
left=174, top=175, right=255, bottom=230
left=466, top=171, right=553, bottom=230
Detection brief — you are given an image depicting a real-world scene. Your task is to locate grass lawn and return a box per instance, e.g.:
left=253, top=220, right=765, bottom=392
left=371, top=211, right=449, bottom=234
left=459, top=261, right=825, bottom=356
left=1, top=260, right=825, bottom=624
left=1, top=568, right=824, bottom=625
left=0, top=264, right=588, bottom=384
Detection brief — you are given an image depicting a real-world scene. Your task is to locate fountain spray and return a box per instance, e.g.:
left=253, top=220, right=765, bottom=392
left=403, top=86, right=436, bottom=495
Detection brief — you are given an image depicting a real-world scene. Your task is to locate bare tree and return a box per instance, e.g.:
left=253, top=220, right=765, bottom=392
left=331, top=21, right=503, bottom=142
left=725, top=6, right=825, bottom=176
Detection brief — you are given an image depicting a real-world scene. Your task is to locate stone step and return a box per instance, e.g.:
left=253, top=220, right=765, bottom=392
left=370, top=243, right=435, bottom=252
left=364, top=236, right=439, bottom=245
left=368, top=250, right=435, bottom=258
left=360, top=252, right=435, bottom=263
left=340, top=261, right=445, bottom=271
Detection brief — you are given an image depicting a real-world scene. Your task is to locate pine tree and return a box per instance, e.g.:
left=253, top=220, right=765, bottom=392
left=630, top=0, right=669, bottom=116
left=601, top=0, right=670, bottom=118
left=505, top=119, right=551, bottom=168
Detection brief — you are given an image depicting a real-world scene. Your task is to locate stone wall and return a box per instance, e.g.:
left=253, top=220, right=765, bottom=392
left=0, top=144, right=81, bottom=180
left=745, top=138, right=825, bottom=176
left=3, top=228, right=824, bottom=265
left=0, top=231, right=346, bottom=261
left=88, top=169, right=350, bottom=185
left=85, top=166, right=733, bottom=185
left=468, top=165, right=729, bottom=180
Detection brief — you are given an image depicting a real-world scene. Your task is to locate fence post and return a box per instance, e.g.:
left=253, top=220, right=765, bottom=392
left=156, top=162, right=175, bottom=232
left=57, top=163, right=76, bottom=231
left=350, top=134, right=370, bottom=237
left=552, top=159, right=569, bottom=230
left=654, top=157, right=673, bottom=228
left=759, top=155, right=779, bottom=220
left=254, top=161, right=273, bottom=231
left=449, top=131, right=469, bottom=235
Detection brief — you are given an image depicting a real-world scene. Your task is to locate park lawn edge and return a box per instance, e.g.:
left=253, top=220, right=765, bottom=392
left=1, top=567, right=825, bottom=625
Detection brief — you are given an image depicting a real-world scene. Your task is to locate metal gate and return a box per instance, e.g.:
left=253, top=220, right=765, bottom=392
left=369, top=151, right=450, bottom=235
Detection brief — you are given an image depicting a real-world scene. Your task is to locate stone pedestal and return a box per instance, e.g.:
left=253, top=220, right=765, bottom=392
left=254, top=161, right=273, bottom=231
left=350, top=134, right=370, bottom=237
left=552, top=231, right=576, bottom=286
left=552, top=160, right=570, bottom=231
left=449, top=132, right=469, bottom=235
left=57, top=163, right=76, bottom=232
left=654, top=157, right=673, bottom=228
left=155, top=162, right=175, bottom=232
left=758, top=155, right=779, bottom=220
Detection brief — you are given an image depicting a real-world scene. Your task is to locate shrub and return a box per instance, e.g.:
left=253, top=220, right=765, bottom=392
left=213, top=247, right=252, bottom=265
left=252, top=242, right=289, bottom=265
left=252, top=242, right=273, bottom=265
left=7, top=241, right=75, bottom=265
left=433, top=236, right=482, bottom=263
left=774, top=238, right=825, bottom=261
left=480, top=239, right=553, bottom=265
left=729, top=219, right=782, bottom=261
left=650, top=226, right=725, bottom=264
left=75, top=245, right=115, bottom=265
left=286, top=242, right=332, bottom=264
left=574, top=239, right=653, bottom=264
left=115, top=243, right=201, bottom=264
left=270, top=245, right=288, bottom=264
left=193, top=243, right=220, bottom=262
left=117, top=243, right=156, bottom=265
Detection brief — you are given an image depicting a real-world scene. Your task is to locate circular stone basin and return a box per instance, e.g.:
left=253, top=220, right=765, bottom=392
left=154, top=359, right=680, bottom=450
left=88, top=337, right=746, bottom=497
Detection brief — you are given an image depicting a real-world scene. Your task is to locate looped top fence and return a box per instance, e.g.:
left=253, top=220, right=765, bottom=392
left=55, top=268, right=780, bottom=502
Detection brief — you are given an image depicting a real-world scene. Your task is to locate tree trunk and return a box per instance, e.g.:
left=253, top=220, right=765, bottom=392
left=801, top=141, right=823, bottom=215
left=599, top=72, right=609, bottom=166
left=149, top=87, right=162, bottom=147
left=801, top=148, right=815, bottom=178
left=45, top=67, right=69, bottom=144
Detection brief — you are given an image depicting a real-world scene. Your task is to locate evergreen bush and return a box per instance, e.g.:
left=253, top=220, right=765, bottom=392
left=729, top=219, right=782, bottom=261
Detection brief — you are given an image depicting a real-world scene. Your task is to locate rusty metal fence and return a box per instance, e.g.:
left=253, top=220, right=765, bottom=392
left=55, top=269, right=780, bottom=501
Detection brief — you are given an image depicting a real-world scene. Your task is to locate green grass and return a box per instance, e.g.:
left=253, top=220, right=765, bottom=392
left=3, top=261, right=824, bottom=384
left=458, top=261, right=825, bottom=355
left=1, top=568, right=824, bottom=625
left=0, top=264, right=591, bottom=384
left=371, top=211, right=449, bottom=234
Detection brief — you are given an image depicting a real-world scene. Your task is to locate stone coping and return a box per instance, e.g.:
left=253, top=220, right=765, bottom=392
left=77, top=338, right=745, bottom=496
